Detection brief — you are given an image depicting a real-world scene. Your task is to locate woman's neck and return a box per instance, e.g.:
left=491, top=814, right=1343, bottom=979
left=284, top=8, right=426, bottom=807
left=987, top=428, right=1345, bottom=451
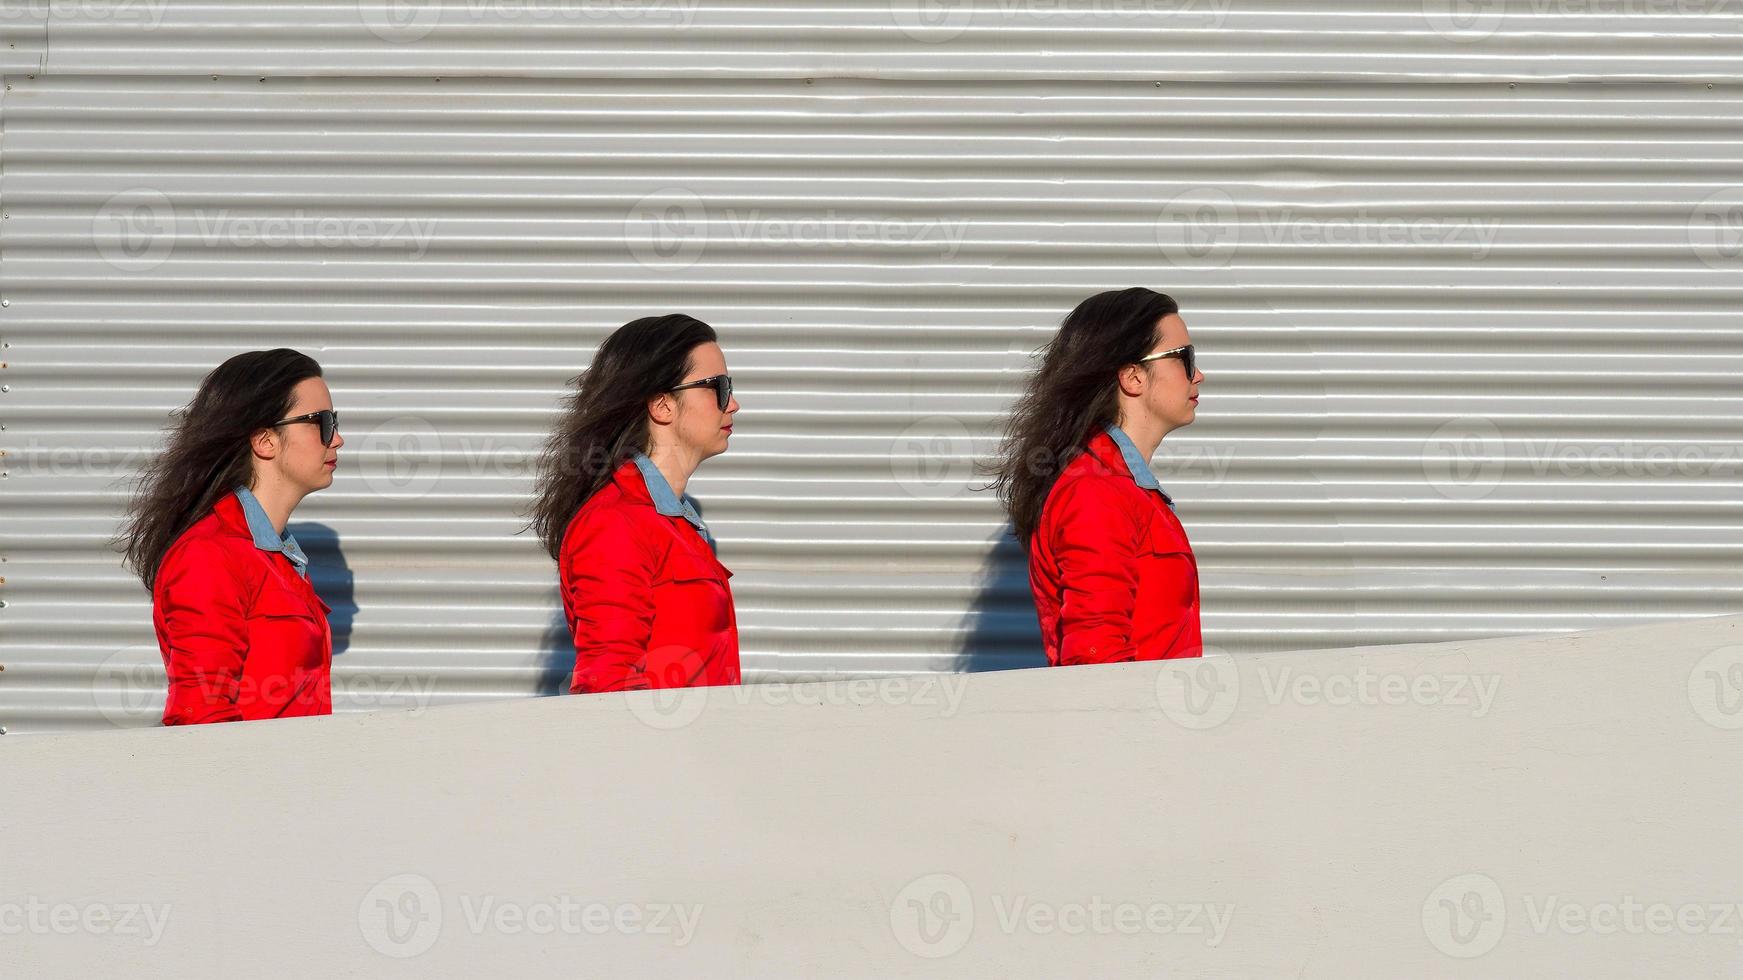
left=245, top=478, right=303, bottom=536
left=643, top=443, right=699, bottom=499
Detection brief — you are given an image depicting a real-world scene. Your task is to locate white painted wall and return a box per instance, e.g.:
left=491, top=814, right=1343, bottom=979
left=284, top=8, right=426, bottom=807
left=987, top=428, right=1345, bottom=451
left=3, top=616, right=1742, bottom=977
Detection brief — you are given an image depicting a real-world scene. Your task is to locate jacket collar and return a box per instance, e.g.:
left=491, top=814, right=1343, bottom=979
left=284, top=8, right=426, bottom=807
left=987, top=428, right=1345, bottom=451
left=615, top=454, right=714, bottom=542
left=1091, top=425, right=1175, bottom=511
left=233, top=486, right=309, bottom=578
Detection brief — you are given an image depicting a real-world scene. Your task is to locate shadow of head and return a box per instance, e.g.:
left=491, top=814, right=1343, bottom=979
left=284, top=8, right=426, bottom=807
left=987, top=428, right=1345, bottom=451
left=289, top=521, right=356, bottom=657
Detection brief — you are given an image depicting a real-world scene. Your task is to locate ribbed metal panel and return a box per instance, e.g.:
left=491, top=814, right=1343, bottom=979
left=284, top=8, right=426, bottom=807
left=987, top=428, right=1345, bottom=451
left=22, top=1, right=1743, bottom=82
left=2, top=30, right=1741, bottom=734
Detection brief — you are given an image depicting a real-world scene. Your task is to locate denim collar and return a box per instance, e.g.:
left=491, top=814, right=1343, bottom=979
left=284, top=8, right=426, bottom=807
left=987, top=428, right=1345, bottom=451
left=234, top=486, right=309, bottom=578
left=1104, top=424, right=1175, bottom=511
left=632, top=452, right=713, bottom=542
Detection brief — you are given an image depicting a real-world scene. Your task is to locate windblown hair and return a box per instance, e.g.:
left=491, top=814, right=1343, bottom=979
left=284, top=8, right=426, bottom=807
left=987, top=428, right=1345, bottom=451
left=119, top=348, right=323, bottom=590
left=527, top=313, right=718, bottom=560
left=988, top=287, right=1180, bottom=544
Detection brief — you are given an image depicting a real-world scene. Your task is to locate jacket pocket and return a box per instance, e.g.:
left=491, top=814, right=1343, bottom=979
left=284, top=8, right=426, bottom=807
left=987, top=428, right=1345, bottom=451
left=254, top=587, right=318, bottom=621
left=1144, top=514, right=1191, bottom=556
left=656, top=552, right=728, bottom=587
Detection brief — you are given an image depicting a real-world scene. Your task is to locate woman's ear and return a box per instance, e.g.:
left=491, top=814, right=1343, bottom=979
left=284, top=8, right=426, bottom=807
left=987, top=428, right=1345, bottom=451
left=249, top=426, right=280, bottom=461
left=646, top=392, right=675, bottom=426
left=1116, top=363, right=1147, bottom=398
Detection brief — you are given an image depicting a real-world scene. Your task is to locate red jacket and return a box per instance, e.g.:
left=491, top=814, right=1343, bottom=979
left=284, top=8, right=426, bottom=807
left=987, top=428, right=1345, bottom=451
left=1029, top=430, right=1202, bottom=666
left=153, top=493, right=333, bottom=724
left=559, top=457, right=741, bottom=693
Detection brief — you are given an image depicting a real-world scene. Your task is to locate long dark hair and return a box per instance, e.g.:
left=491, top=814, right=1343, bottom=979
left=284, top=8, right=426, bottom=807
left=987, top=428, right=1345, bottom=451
left=527, top=313, right=719, bottom=560
left=119, top=348, right=324, bottom=589
left=988, top=287, right=1180, bottom=545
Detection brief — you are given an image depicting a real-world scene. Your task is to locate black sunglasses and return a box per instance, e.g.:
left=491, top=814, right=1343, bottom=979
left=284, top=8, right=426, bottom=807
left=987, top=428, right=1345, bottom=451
left=1136, top=344, right=1195, bottom=379
left=669, top=374, right=734, bottom=412
left=272, top=409, right=340, bottom=447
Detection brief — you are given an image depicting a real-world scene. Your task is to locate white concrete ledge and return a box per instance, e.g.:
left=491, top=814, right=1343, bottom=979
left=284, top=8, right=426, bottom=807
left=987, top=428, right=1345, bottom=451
left=4, top=615, right=1741, bottom=977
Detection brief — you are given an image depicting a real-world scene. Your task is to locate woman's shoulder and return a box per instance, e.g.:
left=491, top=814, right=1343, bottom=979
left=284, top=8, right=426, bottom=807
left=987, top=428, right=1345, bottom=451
left=558, top=482, right=663, bottom=557
left=154, top=506, right=261, bottom=595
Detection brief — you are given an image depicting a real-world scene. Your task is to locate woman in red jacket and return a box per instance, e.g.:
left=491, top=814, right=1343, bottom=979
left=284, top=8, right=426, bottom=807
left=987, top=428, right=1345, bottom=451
left=990, top=287, right=1206, bottom=666
left=529, top=314, right=742, bottom=693
left=119, top=348, right=343, bottom=724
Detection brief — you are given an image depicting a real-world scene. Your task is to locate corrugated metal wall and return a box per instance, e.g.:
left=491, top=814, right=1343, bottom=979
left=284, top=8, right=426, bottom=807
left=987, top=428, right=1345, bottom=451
left=2, top=3, right=1740, bottom=733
